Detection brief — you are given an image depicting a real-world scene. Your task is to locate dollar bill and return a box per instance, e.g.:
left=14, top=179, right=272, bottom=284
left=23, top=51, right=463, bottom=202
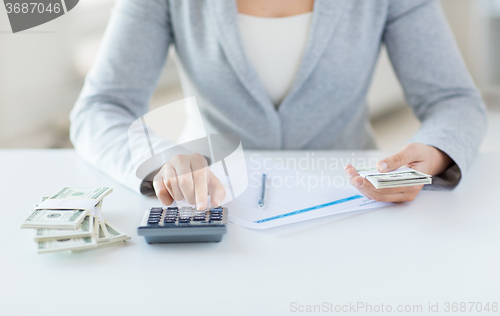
left=104, top=220, right=130, bottom=242
left=21, top=209, right=88, bottom=230
left=34, top=215, right=94, bottom=241
left=358, top=167, right=432, bottom=189
left=72, top=220, right=130, bottom=251
left=50, top=187, right=113, bottom=201
left=97, top=222, right=110, bottom=243
left=37, top=236, right=97, bottom=254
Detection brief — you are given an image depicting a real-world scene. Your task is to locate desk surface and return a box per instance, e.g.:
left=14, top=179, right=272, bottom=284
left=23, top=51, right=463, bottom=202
left=0, top=149, right=499, bottom=316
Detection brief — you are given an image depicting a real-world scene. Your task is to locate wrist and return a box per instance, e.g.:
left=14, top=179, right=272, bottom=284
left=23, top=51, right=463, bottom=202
left=428, top=146, right=452, bottom=175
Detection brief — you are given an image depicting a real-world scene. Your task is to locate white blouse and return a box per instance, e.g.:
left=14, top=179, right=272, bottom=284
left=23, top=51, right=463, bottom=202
left=237, top=12, right=313, bottom=107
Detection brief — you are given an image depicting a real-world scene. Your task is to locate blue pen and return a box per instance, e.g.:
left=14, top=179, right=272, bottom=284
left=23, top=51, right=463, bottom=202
left=258, top=174, right=267, bottom=207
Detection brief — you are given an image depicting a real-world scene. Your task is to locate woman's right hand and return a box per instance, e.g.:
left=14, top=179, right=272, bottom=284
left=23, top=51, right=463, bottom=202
left=153, top=153, right=226, bottom=210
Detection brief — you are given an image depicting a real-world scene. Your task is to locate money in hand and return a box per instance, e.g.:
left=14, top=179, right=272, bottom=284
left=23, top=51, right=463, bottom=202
left=357, top=167, right=432, bottom=189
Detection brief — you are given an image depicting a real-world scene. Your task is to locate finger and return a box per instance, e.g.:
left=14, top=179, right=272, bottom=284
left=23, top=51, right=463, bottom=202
left=352, top=179, right=423, bottom=202
left=344, top=164, right=359, bottom=180
left=192, top=167, right=209, bottom=210
left=377, top=143, right=423, bottom=172
left=360, top=187, right=422, bottom=203
left=208, top=172, right=226, bottom=206
left=153, top=179, right=174, bottom=206
left=190, top=154, right=209, bottom=210
left=174, top=164, right=195, bottom=204
left=354, top=178, right=421, bottom=194
left=350, top=174, right=424, bottom=194
left=164, top=165, right=184, bottom=201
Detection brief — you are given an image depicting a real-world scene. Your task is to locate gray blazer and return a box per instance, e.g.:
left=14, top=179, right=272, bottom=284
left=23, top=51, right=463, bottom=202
left=70, top=0, right=487, bottom=193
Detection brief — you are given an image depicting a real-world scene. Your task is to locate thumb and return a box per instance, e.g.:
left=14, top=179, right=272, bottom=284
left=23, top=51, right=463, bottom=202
left=377, top=144, right=420, bottom=172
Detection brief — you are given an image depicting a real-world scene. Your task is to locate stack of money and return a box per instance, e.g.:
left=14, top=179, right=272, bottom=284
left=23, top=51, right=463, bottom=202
left=357, top=167, right=432, bottom=189
left=21, top=187, right=131, bottom=254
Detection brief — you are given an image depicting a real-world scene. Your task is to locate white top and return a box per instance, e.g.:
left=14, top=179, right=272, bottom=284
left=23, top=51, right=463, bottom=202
left=238, top=12, right=313, bottom=107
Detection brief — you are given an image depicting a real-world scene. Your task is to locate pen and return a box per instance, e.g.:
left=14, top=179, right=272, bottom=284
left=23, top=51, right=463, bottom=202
left=258, top=174, right=267, bottom=207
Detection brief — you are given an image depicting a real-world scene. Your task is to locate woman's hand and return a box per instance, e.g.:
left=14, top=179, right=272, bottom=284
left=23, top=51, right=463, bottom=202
left=344, top=143, right=452, bottom=203
left=153, top=153, right=226, bottom=210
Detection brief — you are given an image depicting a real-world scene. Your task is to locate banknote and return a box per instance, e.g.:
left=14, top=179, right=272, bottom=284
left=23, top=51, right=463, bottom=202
left=23, top=188, right=132, bottom=254
left=72, top=220, right=130, bottom=250
left=34, top=215, right=94, bottom=241
left=50, top=187, right=113, bottom=200
left=97, top=222, right=110, bottom=243
left=37, top=236, right=97, bottom=254
left=104, top=220, right=131, bottom=243
left=357, top=167, right=432, bottom=189
left=21, top=209, right=88, bottom=230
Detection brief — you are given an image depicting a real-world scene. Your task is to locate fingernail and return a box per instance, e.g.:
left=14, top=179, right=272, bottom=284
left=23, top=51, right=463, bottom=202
left=354, top=178, right=363, bottom=187
left=378, top=162, right=387, bottom=172
left=344, top=164, right=349, bottom=170
left=346, top=172, right=353, bottom=180
left=197, top=202, right=205, bottom=210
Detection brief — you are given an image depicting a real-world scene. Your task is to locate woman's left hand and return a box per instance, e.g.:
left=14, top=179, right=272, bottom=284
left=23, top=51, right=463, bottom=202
left=344, top=143, right=452, bottom=203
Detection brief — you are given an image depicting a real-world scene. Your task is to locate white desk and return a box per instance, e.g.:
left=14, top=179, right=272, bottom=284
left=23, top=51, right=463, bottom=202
left=0, top=150, right=499, bottom=316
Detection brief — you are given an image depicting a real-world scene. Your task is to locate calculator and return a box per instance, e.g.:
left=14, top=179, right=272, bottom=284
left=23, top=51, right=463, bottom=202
left=137, top=206, right=228, bottom=243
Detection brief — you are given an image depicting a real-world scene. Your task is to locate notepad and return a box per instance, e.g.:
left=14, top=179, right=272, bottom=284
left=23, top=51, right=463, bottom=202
left=221, top=157, right=390, bottom=229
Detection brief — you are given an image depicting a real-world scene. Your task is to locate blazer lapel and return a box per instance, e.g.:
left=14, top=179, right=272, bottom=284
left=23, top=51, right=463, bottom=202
left=208, top=0, right=275, bottom=111
left=279, top=0, right=348, bottom=112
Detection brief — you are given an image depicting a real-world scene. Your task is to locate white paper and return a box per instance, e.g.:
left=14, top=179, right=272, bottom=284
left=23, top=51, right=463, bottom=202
left=225, top=158, right=391, bottom=229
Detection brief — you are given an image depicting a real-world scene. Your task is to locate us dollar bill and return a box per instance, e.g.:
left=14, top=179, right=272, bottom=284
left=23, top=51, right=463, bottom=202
left=50, top=187, right=113, bottom=201
left=357, top=167, right=432, bottom=189
left=104, top=220, right=130, bottom=242
left=34, top=215, right=94, bottom=241
left=97, top=222, right=110, bottom=243
left=21, top=209, right=88, bottom=230
left=37, top=236, right=97, bottom=254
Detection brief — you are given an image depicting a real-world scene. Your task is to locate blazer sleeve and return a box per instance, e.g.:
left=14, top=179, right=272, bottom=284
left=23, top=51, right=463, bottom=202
left=70, top=0, right=174, bottom=194
left=383, top=0, right=487, bottom=189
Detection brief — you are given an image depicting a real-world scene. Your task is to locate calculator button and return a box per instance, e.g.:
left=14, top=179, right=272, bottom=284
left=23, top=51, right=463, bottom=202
left=179, top=219, right=191, bottom=223
left=148, top=220, right=160, bottom=225
left=210, top=217, right=222, bottom=221
left=193, top=216, right=206, bottom=221
left=167, top=207, right=178, bottom=210
left=164, top=219, right=176, bottom=223
left=211, top=206, right=223, bottom=210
